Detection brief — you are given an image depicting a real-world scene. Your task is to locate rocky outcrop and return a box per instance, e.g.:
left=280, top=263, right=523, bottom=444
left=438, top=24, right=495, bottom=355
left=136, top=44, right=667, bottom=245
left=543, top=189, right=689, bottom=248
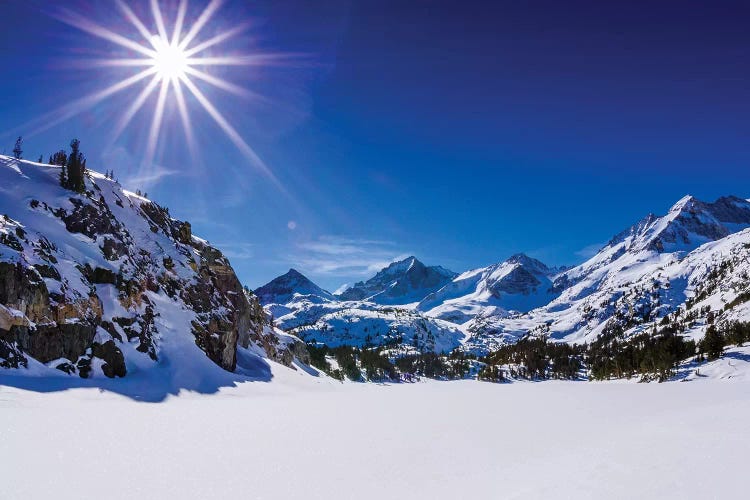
left=92, top=340, right=126, bottom=378
left=0, top=262, right=52, bottom=325
left=0, top=156, right=307, bottom=378
left=0, top=261, right=103, bottom=368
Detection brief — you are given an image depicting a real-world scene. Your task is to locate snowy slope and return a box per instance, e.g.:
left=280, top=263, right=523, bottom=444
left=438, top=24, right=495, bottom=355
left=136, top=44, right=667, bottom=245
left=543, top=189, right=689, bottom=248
left=418, top=253, right=560, bottom=324
left=463, top=195, right=750, bottom=353
left=336, top=256, right=456, bottom=305
left=0, top=155, right=309, bottom=387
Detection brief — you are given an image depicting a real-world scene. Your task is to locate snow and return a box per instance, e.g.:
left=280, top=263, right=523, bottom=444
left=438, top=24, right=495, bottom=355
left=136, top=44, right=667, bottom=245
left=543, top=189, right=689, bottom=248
left=1, top=366, right=749, bottom=499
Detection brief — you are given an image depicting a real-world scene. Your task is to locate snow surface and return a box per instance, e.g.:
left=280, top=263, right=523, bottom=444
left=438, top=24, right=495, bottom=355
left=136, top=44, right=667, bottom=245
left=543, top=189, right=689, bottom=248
left=2, top=358, right=749, bottom=500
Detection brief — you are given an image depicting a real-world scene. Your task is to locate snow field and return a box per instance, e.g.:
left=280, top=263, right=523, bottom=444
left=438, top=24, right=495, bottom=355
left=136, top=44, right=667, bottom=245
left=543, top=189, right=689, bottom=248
left=1, top=370, right=748, bottom=500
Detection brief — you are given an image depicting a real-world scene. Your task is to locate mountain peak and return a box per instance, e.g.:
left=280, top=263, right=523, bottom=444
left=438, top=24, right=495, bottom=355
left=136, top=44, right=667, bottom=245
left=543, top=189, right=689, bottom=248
left=337, top=256, right=455, bottom=304
left=285, top=268, right=306, bottom=278
left=505, top=253, right=552, bottom=276
left=254, top=269, right=333, bottom=305
left=669, top=194, right=696, bottom=212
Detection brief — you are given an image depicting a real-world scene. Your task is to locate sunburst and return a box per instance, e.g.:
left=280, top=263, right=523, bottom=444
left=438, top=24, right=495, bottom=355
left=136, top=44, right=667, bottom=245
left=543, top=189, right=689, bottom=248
left=31, top=0, right=285, bottom=183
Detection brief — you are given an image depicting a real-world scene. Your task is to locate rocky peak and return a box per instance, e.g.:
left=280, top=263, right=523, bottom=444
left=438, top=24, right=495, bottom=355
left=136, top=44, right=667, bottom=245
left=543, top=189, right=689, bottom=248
left=602, top=195, right=750, bottom=256
left=505, top=253, right=552, bottom=275
left=337, top=256, right=456, bottom=304
left=254, top=268, right=333, bottom=305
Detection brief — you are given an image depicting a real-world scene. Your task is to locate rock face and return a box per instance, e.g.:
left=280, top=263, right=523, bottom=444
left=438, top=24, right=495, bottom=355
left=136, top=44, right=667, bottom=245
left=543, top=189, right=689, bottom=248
left=0, top=261, right=101, bottom=368
left=337, top=256, right=456, bottom=304
left=0, top=155, right=307, bottom=378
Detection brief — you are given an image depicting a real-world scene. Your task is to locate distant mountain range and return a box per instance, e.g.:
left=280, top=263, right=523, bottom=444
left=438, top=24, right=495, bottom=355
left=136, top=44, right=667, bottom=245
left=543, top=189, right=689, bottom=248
left=256, top=194, right=750, bottom=355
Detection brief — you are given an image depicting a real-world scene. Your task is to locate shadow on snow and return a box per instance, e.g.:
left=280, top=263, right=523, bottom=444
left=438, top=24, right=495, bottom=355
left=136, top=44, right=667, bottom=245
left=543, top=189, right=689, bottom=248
left=0, top=347, right=292, bottom=403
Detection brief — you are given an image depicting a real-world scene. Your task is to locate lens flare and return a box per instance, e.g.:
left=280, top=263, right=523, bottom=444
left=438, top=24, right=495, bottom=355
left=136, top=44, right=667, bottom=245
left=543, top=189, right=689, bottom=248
left=25, top=0, right=294, bottom=186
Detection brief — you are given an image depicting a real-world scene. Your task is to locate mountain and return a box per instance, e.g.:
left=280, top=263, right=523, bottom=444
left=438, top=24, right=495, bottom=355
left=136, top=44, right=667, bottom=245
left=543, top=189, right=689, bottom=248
left=461, top=195, right=750, bottom=353
left=336, top=256, right=457, bottom=304
left=255, top=268, right=334, bottom=305
left=255, top=267, right=464, bottom=352
left=417, top=253, right=560, bottom=324
left=0, top=155, right=309, bottom=384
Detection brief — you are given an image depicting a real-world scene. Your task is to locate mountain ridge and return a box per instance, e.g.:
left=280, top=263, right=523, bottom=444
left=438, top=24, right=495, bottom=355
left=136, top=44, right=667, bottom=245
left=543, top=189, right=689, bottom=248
left=336, top=256, right=457, bottom=305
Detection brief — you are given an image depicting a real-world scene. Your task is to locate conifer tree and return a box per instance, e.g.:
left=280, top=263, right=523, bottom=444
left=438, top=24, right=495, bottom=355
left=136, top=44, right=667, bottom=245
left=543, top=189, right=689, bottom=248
left=66, top=139, right=86, bottom=192
left=12, top=136, right=23, bottom=159
left=59, top=163, right=67, bottom=188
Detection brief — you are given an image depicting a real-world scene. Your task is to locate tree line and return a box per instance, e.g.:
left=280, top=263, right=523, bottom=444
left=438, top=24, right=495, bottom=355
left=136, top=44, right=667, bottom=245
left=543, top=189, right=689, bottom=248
left=306, top=316, right=750, bottom=384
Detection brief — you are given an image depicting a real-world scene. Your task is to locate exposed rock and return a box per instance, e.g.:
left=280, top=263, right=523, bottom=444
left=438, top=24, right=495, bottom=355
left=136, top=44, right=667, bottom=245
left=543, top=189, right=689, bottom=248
left=34, top=264, right=61, bottom=281
left=177, top=222, right=191, bottom=244
left=61, top=197, right=117, bottom=239
left=92, top=340, right=126, bottom=378
left=101, top=237, right=127, bottom=261
left=0, top=262, right=53, bottom=324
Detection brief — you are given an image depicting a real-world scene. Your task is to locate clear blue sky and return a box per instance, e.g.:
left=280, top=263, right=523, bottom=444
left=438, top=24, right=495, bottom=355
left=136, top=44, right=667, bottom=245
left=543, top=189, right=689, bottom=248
left=1, top=0, right=748, bottom=291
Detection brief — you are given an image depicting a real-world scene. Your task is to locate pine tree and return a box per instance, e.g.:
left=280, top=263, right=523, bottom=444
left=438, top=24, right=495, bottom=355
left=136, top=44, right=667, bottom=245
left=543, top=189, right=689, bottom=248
left=59, top=163, right=67, bottom=188
left=12, top=136, right=23, bottom=159
left=49, top=150, right=69, bottom=187
left=37, top=155, right=43, bottom=163
left=66, top=139, right=86, bottom=192
left=700, top=325, right=725, bottom=361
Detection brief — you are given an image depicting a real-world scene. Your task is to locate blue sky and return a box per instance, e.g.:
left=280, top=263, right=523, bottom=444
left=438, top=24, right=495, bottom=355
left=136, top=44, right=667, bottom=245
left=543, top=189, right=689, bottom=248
left=1, top=0, right=748, bottom=291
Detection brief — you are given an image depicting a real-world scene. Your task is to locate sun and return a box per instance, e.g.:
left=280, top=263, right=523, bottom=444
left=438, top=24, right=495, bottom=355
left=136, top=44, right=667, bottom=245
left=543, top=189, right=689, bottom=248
left=151, top=36, right=189, bottom=82
left=27, top=0, right=290, bottom=186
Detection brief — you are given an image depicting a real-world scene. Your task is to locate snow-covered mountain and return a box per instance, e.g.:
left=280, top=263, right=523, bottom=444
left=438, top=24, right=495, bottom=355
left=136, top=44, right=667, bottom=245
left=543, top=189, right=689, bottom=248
left=461, top=195, right=750, bottom=353
left=417, top=253, right=560, bottom=324
left=255, top=267, right=465, bottom=352
left=0, top=155, right=309, bottom=384
left=257, top=195, right=750, bottom=357
left=336, top=256, right=456, bottom=305
left=254, top=268, right=334, bottom=305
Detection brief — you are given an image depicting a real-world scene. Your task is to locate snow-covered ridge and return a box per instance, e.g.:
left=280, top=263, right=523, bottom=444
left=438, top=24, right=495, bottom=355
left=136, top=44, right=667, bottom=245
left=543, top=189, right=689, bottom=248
left=461, top=195, right=750, bottom=353
left=0, top=155, right=310, bottom=389
left=336, top=256, right=456, bottom=305
left=416, top=253, right=560, bottom=324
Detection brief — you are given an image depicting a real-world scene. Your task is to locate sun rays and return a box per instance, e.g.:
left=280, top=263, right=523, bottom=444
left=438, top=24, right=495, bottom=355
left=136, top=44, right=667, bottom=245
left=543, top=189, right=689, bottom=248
left=39, top=0, right=283, bottom=181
